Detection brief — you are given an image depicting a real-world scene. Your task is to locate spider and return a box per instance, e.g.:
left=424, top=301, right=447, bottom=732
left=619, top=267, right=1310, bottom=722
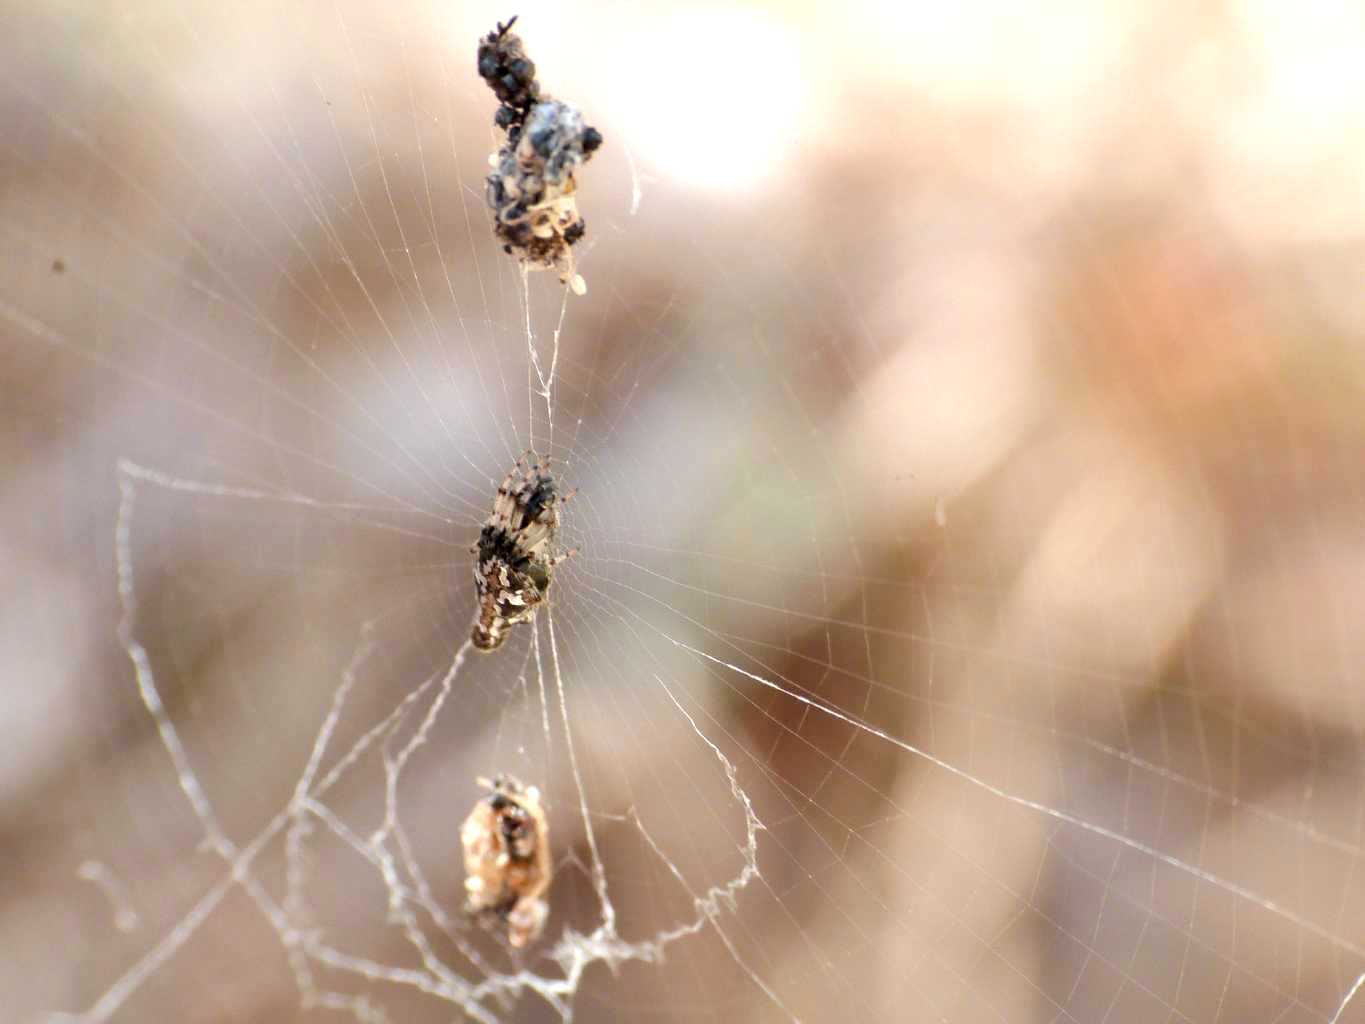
left=460, top=774, right=552, bottom=948
left=470, top=451, right=574, bottom=652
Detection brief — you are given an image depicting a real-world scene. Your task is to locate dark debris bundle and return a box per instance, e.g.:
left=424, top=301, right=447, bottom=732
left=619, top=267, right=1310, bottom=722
left=478, top=17, right=603, bottom=294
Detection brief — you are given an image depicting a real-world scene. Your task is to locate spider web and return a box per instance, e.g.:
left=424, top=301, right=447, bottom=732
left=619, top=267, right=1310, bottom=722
left=5, top=2, right=1365, bottom=1023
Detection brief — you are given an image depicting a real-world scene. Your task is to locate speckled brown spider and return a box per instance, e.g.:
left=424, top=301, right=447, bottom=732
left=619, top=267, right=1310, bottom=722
left=469, top=451, right=574, bottom=652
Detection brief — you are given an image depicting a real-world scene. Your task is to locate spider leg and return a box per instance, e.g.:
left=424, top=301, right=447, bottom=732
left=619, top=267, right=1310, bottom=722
left=545, top=547, right=577, bottom=568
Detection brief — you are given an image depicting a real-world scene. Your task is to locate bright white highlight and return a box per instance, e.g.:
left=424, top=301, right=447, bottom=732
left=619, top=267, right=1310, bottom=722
left=612, top=9, right=809, bottom=192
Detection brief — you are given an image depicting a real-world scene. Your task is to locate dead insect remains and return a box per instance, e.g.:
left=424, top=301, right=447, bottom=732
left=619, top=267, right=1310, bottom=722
left=460, top=774, right=552, bottom=948
left=470, top=451, right=573, bottom=652
left=478, top=16, right=603, bottom=295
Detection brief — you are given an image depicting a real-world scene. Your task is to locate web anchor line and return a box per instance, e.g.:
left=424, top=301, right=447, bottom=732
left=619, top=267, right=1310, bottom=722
left=1332, top=973, right=1365, bottom=1024
left=665, top=637, right=1365, bottom=966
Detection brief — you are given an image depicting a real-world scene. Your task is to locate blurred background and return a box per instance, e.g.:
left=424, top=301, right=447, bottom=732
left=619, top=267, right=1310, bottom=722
left=4, top=1, right=1365, bottom=1021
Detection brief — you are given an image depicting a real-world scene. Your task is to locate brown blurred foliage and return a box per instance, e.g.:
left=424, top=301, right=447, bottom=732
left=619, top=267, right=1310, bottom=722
left=4, top=2, right=1365, bottom=1022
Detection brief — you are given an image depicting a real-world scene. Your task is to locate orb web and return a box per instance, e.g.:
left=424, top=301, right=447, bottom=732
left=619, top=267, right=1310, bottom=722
left=4, top=3, right=1365, bottom=1024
